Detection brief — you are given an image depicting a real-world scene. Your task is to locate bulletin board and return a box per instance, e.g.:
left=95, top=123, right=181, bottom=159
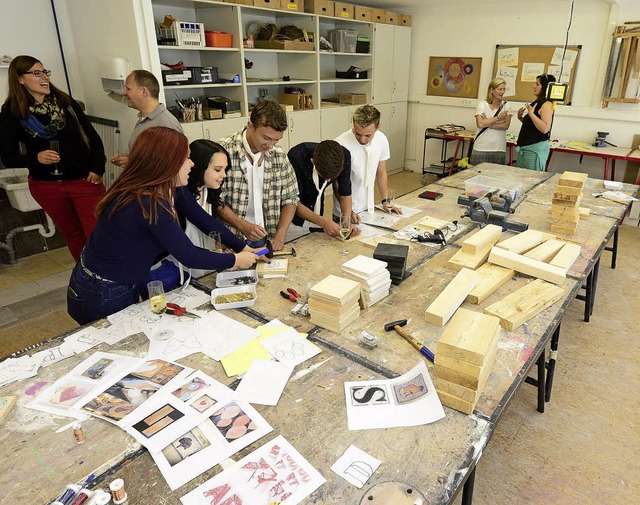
left=493, top=44, right=582, bottom=104
left=427, top=57, right=483, bottom=99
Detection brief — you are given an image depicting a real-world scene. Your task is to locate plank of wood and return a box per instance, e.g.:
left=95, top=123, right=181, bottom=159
left=618, top=37, right=632, bottom=99
left=0, top=396, right=16, bottom=425
left=484, top=278, right=565, bottom=330
left=425, top=269, right=479, bottom=326
left=413, top=215, right=452, bottom=232
left=579, top=207, right=591, bottom=219
left=553, top=185, right=583, bottom=203
left=435, top=307, right=500, bottom=365
left=550, top=202, right=580, bottom=222
left=434, top=364, right=482, bottom=390
left=310, top=274, right=360, bottom=303
left=524, top=239, right=566, bottom=262
left=495, top=229, right=555, bottom=254
left=621, top=36, right=637, bottom=97
left=436, top=388, right=475, bottom=414
left=467, top=263, right=515, bottom=304
left=434, top=345, right=497, bottom=402
left=461, top=224, right=503, bottom=255
left=488, top=246, right=566, bottom=284
left=549, top=242, right=582, bottom=271
left=447, top=244, right=491, bottom=271
left=256, top=258, right=288, bottom=275
left=551, top=195, right=582, bottom=208
left=550, top=222, right=578, bottom=235
left=558, top=171, right=589, bottom=188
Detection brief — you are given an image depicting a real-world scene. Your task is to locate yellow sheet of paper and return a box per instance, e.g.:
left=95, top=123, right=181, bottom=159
left=220, top=325, right=307, bottom=377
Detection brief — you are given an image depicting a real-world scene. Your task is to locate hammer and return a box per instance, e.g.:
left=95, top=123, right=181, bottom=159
left=383, top=319, right=435, bottom=362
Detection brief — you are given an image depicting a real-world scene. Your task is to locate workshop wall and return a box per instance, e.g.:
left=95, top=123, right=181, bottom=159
left=403, top=0, right=640, bottom=182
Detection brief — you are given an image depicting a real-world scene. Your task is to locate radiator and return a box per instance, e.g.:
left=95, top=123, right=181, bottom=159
left=87, top=115, right=120, bottom=189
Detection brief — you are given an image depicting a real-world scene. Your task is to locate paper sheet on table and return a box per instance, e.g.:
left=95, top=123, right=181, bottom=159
left=220, top=325, right=287, bottom=377
left=374, top=203, right=421, bottom=219
left=166, top=285, right=211, bottom=311
left=232, top=359, right=292, bottom=405
left=260, top=326, right=321, bottom=368
left=148, top=370, right=273, bottom=490
left=59, top=326, right=104, bottom=355
left=600, top=191, right=638, bottom=204
left=180, top=435, right=325, bottom=505
left=344, top=361, right=445, bottom=430
left=330, top=445, right=382, bottom=488
left=0, top=353, right=46, bottom=388
left=147, top=317, right=212, bottom=361
left=199, top=311, right=260, bottom=361
left=358, top=210, right=402, bottom=228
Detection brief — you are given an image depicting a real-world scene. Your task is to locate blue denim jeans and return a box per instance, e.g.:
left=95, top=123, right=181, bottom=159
left=67, top=260, right=139, bottom=325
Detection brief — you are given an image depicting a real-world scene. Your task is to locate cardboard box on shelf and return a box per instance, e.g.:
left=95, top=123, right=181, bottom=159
left=371, top=8, right=385, bottom=23
left=253, top=0, right=278, bottom=8
left=355, top=6, right=372, bottom=22
left=385, top=11, right=398, bottom=25
left=334, top=2, right=354, bottom=19
left=398, top=13, right=412, bottom=26
left=253, top=39, right=314, bottom=51
left=224, top=0, right=253, bottom=5
left=305, top=0, right=334, bottom=16
left=280, top=0, right=304, bottom=12
left=338, top=93, right=366, bottom=105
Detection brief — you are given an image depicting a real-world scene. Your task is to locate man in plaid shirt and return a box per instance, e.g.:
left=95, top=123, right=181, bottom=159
left=219, top=100, right=299, bottom=251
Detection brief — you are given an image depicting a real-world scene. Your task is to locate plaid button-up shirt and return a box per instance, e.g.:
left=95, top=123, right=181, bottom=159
left=220, top=129, right=300, bottom=238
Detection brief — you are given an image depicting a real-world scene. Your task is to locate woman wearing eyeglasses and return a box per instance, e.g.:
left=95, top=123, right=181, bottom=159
left=0, top=55, right=106, bottom=261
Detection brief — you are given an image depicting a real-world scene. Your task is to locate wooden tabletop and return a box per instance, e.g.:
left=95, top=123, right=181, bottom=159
left=0, top=173, right=622, bottom=504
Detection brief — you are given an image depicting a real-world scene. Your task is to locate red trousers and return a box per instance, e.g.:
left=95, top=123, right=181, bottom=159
left=28, top=178, right=105, bottom=261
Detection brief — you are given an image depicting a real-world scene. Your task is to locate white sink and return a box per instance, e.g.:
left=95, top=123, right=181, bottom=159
left=0, top=168, right=41, bottom=212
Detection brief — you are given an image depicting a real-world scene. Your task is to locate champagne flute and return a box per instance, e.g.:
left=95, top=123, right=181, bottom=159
left=49, top=140, right=61, bottom=176
left=387, top=188, right=396, bottom=211
left=339, top=212, right=351, bottom=241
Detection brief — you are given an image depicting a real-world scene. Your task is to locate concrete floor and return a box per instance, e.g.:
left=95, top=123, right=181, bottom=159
left=0, top=169, right=638, bottom=504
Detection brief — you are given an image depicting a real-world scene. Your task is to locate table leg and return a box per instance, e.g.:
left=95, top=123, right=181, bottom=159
left=612, top=159, right=616, bottom=181
left=422, top=130, right=428, bottom=175
left=461, top=466, right=476, bottom=505
left=545, top=149, right=553, bottom=171
left=537, top=349, right=546, bottom=413
left=449, top=139, right=463, bottom=176
left=604, top=159, right=609, bottom=181
left=545, top=324, right=561, bottom=402
left=604, top=224, right=619, bottom=269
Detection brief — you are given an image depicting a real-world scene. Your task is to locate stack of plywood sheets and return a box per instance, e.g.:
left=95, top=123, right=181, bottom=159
left=433, top=308, right=500, bottom=414
left=308, top=274, right=361, bottom=332
left=550, top=171, right=588, bottom=235
left=341, top=255, right=391, bottom=308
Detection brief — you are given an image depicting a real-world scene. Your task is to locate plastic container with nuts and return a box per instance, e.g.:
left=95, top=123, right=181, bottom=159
left=211, top=285, right=257, bottom=310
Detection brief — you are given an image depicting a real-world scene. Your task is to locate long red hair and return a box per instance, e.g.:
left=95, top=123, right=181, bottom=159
left=96, top=127, right=188, bottom=223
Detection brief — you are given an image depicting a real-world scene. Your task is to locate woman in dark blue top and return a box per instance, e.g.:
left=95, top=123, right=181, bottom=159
left=67, top=127, right=260, bottom=325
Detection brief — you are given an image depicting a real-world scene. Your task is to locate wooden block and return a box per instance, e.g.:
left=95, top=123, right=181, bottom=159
left=550, top=202, right=580, bottom=222
left=559, top=171, right=588, bottom=188
left=579, top=207, right=591, bottom=219
left=436, top=353, right=487, bottom=379
left=448, top=244, right=491, bottom=271
left=495, top=229, right=555, bottom=254
left=434, top=345, right=497, bottom=402
left=489, top=246, right=566, bottom=284
left=435, top=388, right=475, bottom=414
left=0, top=396, right=16, bottom=424
left=461, top=224, right=503, bottom=254
left=414, top=215, right=452, bottom=232
left=467, top=263, right=514, bottom=304
left=310, top=274, right=360, bottom=304
left=550, top=222, right=578, bottom=235
left=434, top=364, right=482, bottom=390
left=425, top=269, right=479, bottom=326
left=256, top=258, right=288, bottom=275
left=484, top=279, right=565, bottom=330
left=524, top=239, right=566, bottom=262
left=435, top=307, right=500, bottom=365
left=551, top=194, right=581, bottom=208
left=553, top=185, right=583, bottom=203
left=549, top=242, right=581, bottom=271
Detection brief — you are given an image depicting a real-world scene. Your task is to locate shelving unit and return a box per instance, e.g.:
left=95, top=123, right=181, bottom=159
left=141, top=0, right=409, bottom=157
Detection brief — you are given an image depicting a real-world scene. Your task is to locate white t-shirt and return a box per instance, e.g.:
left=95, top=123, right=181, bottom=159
left=473, top=101, right=507, bottom=153
left=334, top=129, right=390, bottom=215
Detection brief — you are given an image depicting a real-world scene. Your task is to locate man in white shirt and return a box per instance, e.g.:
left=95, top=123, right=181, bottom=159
left=334, top=105, right=402, bottom=224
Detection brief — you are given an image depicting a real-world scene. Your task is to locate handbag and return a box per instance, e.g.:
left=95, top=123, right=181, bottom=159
left=474, top=101, right=506, bottom=141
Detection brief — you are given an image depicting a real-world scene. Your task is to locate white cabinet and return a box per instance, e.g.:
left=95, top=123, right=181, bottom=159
left=321, top=107, right=350, bottom=140
left=203, top=117, right=248, bottom=143
left=286, top=110, right=321, bottom=150
left=180, top=122, right=204, bottom=143
left=372, top=24, right=411, bottom=104
left=387, top=102, right=408, bottom=172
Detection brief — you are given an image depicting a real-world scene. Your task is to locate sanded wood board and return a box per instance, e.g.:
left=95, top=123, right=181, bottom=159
left=489, top=246, right=566, bottom=284
left=549, top=242, right=581, bottom=271
left=425, top=269, right=479, bottom=326
left=435, top=307, right=500, bottom=365
left=310, top=274, right=360, bottom=304
left=550, top=222, right=578, bottom=235
left=414, top=215, right=452, bottom=232
left=467, top=263, right=515, bottom=304
left=448, top=244, right=491, bottom=271
left=524, top=239, right=566, bottom=262
left=436, top=387, right=476, bottom=414
left=579, top=207, right=591, bottom=219
left=553, top=185, right=583, bottom=202
left=484, top=278, right=565, bottom=330
left=559, top=171, right=588, bottom=188
left=0, top=396, right=16, bottom=425
left=550, top=202, right=580, bottom=222
left=495, top=229, right=555, bottom=254
left=256, top=258, right=288, bottom=275
left=461, top=224, right=502, bottom=255
left=434, top=345, right=498, bottom=402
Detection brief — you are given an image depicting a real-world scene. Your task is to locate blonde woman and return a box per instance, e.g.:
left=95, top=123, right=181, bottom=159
left=469, top=78, right=511, bottom=166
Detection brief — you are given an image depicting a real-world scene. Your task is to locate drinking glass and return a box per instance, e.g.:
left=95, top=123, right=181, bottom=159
left=206, top=231, right=223, bottom=253
left=49, top=140, right=61, bottom=176
left=387, top=188, right=396, bottom=209
left=339, top=212, right=351, bottom=241
left=147, top=280, right=167, bottom=315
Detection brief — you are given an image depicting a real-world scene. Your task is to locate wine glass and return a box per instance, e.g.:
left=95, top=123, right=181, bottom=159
left=339, top=212, right=351, bottom=241
left=49, top=140, right=61, bottom=176
left=386, top=188, right=396, bottom=211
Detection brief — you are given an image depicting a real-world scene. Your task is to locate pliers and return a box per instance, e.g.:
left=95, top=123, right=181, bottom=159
left=166, top=303, right=200, bottom=318
left=280, top=287, right=302, bottom=303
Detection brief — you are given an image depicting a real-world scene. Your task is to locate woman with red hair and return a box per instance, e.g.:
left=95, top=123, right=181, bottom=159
left=67, top=126, right=259, bottom=325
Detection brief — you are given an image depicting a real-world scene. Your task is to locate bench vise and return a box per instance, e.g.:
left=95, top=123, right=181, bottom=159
left=461, top=195, right=529, bottom=232
left=457, top=191, right=514, bottom=213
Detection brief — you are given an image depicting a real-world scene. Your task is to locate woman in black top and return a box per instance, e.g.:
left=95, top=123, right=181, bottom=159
left=0, top=55, right=106, bottom=260
left=515, top=73, right=556, bottom=171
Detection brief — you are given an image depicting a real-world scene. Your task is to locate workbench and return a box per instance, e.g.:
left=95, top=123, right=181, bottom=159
left=0, top=165, right=636, bottom=505
left=546, top=141, right=633, bottom=181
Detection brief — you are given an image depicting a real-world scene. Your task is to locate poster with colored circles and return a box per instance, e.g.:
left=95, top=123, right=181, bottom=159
left=427, top=56, right=482, bottom=98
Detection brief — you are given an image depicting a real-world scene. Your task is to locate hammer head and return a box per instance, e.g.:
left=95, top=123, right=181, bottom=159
left=383, top=319, right=408, bottom=332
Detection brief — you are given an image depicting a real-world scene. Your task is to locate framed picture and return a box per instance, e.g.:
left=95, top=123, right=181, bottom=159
left=427, top=57, right=482, bottom=99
